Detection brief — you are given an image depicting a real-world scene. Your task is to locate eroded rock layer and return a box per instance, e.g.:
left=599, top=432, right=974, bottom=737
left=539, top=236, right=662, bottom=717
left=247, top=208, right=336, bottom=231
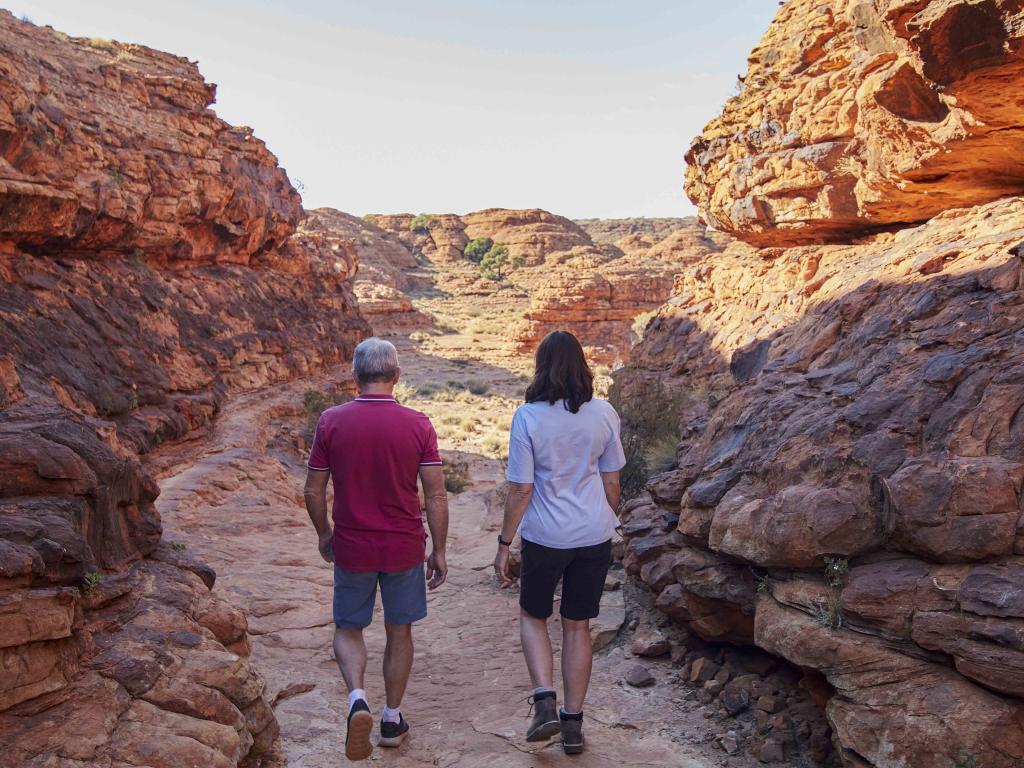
left=0, top=12, right=367, bottom=766
left=295, top=208, right=429, bottom=329
left=686, top=0, right=1024, bottom=246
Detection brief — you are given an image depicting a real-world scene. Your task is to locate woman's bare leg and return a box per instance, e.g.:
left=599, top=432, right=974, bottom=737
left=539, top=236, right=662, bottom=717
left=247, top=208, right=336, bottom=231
left=520, top=609, right=554, bottom=687
left=560, top=618, right=592, bottom=713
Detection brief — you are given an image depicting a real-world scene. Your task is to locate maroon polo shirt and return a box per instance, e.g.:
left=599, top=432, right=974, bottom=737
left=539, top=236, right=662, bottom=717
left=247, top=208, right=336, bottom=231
left=307, top=394, right=442, bottom=572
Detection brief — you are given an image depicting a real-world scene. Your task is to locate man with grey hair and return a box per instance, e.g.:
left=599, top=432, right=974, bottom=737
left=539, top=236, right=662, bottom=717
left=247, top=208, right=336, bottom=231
left=304, top=337, right=449, bottom=761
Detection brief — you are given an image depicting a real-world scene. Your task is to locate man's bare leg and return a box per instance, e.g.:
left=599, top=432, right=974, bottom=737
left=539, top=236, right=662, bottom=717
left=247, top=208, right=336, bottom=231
left=520, top=609, right=554, bottom=687
left=560, top=618, right=592, bottom=713
left=333, top=627, right=368, bottom=693
left=335, top=627, right=373, bottom=760
left=383, top=622, right=414, bottom=709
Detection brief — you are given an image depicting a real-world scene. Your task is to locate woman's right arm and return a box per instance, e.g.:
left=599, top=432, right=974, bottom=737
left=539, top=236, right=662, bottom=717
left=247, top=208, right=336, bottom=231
left=494, top=482, right=533, bottom=587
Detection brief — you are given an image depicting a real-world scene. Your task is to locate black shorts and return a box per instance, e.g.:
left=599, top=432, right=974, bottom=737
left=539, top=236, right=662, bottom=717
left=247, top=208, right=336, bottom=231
left=520, top=538, right=612, bottom=621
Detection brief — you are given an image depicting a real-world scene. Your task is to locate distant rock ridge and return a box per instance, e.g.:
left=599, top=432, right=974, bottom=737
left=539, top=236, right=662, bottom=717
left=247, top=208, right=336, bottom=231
left=359, top=208, right=725, bottom=362
left=618, top=1, right=1024, bottom=766
left=0, top=12, right=366, bottom=765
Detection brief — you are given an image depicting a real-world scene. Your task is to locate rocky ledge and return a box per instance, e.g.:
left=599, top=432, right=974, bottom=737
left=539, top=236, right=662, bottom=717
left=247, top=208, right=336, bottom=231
left=686, top=0, right=1024, bottom=247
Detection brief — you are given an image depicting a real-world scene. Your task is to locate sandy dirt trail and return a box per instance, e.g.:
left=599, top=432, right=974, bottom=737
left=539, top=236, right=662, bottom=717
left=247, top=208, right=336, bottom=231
left=150, top=339, right=721, bottom=768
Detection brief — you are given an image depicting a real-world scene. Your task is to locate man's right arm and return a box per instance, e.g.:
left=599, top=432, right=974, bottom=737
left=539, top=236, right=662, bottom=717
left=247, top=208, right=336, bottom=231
left=419, top=465, right=449, bottom=589
left=304, top=469, right=333, bottom=563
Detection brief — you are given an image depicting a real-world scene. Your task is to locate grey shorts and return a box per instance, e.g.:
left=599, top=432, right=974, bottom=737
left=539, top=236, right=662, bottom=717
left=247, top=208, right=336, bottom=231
left=333, top=563, right=427, bottom=629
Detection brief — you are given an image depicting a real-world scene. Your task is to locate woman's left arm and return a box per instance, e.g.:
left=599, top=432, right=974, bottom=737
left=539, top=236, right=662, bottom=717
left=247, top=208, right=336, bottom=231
left=601, top=470, right=621, bottom=511
left=494, top=482, right=533, bottom=587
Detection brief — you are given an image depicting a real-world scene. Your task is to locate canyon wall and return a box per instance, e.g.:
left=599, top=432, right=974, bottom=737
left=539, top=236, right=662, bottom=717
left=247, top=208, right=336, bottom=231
left=0, top=12, right=367, bottom=766
left=619, top=1, right=1024, bottom=766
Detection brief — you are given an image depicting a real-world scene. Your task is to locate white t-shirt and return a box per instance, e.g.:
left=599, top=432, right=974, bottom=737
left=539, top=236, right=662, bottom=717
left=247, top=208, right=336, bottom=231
left=506, top=398, right=627, bottom=549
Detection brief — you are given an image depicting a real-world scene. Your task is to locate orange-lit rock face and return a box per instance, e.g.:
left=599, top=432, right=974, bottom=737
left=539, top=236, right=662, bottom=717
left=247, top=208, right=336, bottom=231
left=0, top=11, right=301, bottom=265
left=685, top=0, right=1024, bottom=247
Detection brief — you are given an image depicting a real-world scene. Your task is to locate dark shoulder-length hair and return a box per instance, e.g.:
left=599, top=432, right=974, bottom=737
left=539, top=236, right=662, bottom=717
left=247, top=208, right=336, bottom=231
left=525, top=330, right=594, bottom=414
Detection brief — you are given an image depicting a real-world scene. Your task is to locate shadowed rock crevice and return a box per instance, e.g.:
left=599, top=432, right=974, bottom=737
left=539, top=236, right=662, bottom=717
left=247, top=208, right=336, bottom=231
left=616, top=196, right=1024, bottom=766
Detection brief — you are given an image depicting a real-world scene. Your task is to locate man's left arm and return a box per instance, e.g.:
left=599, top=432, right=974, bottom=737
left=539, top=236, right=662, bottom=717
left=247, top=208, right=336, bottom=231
left=420, top=465, right=449, bottom=589
left=304, top=469, right=333, bottom=563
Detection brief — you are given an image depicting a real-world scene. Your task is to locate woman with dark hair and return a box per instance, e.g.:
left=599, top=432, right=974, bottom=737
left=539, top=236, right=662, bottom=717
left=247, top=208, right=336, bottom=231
left=494, top=330, right=626, bottom=755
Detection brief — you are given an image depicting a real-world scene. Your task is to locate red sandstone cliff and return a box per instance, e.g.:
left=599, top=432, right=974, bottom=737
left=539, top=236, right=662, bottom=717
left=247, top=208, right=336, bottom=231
left=617, top=2, right=1024, bottom=767
left=686, top=0, right=1024, bottom=247
left=0, top=13, right=367, bottom=765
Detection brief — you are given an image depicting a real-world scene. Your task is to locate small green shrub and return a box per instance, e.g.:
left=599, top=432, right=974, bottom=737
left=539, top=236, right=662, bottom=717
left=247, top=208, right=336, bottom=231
left=757, top=575, right=770, bottom=594
left=83, top=571, right=103, bottom=596
left=106, top=167, right=126, bottom=187
left=465, top=380, right=490, bottom=396
left=481, top=433, right=508, bottom=459
left=812, top=597, right=843, bottom=630
left=463, top=237, right=493, bottom=263
left=956, top=755, right=979, bottom=768
left=393, top=382, right=418, bottom=402
left=480, top=243, right=509, bottom=280
left=610, top=377, right=686, bottom=500
left=303, top=388, right=352, bottom=430
left=171, top=542, right=187, bottom=551
left=824, top=556, right=849, bottom=589
left=632, top=310, right=657, bottom=339
left=409, top=214, right=436, bottom=234
left=128, top=383, right=139, bottom=411
left=443, top=457, right=470, bottom=493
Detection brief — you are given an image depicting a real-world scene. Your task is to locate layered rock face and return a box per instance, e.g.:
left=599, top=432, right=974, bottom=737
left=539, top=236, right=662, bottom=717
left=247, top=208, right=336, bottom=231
left=686, top=0, right=1024, bottom=246
left=0, top=12, right=301, bottom=264
left=619, top=2, right=1024, bottom=766
left=0, top=13, right=366, bottom=765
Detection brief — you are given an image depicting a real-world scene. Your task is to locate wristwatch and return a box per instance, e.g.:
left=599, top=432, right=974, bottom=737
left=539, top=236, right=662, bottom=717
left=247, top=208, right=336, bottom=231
left=497, top=534, right=513, bottom=547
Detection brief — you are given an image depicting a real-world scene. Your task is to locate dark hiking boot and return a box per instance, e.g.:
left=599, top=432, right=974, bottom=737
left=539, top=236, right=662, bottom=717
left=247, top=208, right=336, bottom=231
left=560, top=709, right=584, bottom=755
left=345, top=699, right=373, bottom=761
left=379, top=715, right=410, bottom=748
left=526, top=691, right=560, bottom=742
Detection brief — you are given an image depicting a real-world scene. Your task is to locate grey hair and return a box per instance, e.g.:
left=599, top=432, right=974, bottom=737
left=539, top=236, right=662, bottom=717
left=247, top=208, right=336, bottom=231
left=352, top=337, right=399, bottom=384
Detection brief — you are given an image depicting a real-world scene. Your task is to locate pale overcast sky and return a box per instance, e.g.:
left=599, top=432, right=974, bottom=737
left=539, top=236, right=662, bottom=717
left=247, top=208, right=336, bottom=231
left=13, top=1, right=777, bottom=218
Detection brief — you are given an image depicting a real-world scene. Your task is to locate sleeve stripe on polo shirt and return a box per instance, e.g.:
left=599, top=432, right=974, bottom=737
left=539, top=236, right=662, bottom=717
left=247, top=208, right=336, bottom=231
left=419, top=461, right=443, bottom=465
left=307, top=465, right=330, bottom=471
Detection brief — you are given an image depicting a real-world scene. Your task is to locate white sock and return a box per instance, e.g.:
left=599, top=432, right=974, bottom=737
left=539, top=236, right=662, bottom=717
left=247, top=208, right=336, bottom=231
left=348, top=689, right=367, bottom=710
left=533, top=686, right=556, bottom=697
left=382, top=705, right=402, bottom=724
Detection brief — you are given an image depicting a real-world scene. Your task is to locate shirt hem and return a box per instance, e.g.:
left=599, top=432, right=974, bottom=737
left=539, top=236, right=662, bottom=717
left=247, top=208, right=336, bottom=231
left=521, top=532, right=616, bottom=550
left=307, top=465, right=330, bottom=471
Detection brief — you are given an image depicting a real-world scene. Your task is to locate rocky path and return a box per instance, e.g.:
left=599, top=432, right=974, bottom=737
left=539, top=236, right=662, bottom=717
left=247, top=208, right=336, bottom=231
left=149, top=344, right=730, bottom=768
